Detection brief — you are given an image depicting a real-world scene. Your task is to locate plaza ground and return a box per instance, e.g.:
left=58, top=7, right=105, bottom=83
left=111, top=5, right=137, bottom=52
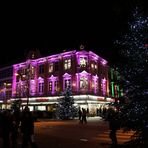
left=0, top=117, right=134, bottom=148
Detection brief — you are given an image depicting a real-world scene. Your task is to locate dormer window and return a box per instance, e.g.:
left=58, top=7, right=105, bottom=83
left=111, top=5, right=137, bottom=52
left=80, top=57, right=87, bottom=67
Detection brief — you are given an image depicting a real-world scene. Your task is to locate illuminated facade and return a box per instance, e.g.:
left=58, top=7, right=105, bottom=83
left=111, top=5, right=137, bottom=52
left=0, top=66, right=13, bottom=109
left=109, top=68, right=123, bottom=99
left=11, top=49, right=115, bottom=113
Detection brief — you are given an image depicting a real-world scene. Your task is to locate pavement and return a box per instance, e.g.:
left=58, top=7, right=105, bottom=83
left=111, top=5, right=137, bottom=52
left=0, top=117, right=134, bottom=148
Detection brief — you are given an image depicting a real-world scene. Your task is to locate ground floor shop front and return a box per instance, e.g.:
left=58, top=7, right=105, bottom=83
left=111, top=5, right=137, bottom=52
left=10, top=95, right=115, bottom=116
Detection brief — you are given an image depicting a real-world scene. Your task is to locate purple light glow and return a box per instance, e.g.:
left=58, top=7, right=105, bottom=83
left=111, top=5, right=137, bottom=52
left=102, top=78, right=107, bottom=95
left=92, top=75, right=98, bottom=94
left=63, top=73, right=71, bottom=91
left=30, top=80, right=36, bottom=96
left=12, top=66, right=18, bottom=97
left=76, top=51, right=88, bottom=65
left=37, top=58, right=46, bottom=64
left=48, top=75, right=58, bottom=94
left=12, top=49, right=108, bottom=98
left=38, top=77, right=44, bottom=95
left=76, top=71, right=91, bottom=92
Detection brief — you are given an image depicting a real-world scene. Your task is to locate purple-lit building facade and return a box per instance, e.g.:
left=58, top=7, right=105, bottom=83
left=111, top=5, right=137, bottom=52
left=0, top=66, right=13, bottom=109
left=11, top=49, right=115, bottom=114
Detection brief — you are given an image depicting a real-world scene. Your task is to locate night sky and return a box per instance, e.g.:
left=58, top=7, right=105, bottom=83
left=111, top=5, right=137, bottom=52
left=0, top=0, right=147, bottom=67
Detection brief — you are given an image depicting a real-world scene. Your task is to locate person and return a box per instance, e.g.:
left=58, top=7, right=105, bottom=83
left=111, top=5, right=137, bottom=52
left=20, top=106, right=37, bottom=148
left=81, top=108, right=87, bottom=124
left=107, top=109, right=120, bottom=147
left=78, top=108, right=82, bottom=123
left=11, top=109, right=21, bottom=148
left=1, top=110, right=12, bottom=148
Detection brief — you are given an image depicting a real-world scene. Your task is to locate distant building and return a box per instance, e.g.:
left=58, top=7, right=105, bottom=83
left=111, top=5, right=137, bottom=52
left=0, top=65, right=13, bottom=109
left=109, top=67, right=123, bottom=99
left=11, top=47, right=117, bottom=114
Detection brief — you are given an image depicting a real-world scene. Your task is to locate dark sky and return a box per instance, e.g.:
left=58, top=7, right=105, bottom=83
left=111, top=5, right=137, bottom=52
left=0, top=0, right=147, bottom=67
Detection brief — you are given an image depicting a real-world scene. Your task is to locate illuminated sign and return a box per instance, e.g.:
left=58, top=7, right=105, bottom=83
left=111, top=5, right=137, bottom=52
left=36, top=99, right=49, bottom=102
left=97, top=98, right=105, bottom=101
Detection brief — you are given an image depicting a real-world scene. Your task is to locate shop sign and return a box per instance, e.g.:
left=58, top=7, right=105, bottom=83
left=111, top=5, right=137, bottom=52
left=97, top=97, right=105, bottom=101
left=36, top=98, right=49, bottom=102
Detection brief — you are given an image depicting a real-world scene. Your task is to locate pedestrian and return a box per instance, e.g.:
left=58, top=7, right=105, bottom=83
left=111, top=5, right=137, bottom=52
left=20, top=106, right=38, bottom=148
left=78, top=108, right=82, bottom=123
left=107, top=109, right=120, bottom=147
left=11, top=109, right=21, bottom=148
left=1, top=110, right=12, bottom=148
left=81, top=108, right=87, bottom=124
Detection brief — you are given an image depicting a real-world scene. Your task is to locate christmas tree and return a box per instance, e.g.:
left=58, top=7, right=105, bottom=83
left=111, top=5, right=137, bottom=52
left=56, top=87, right=78, bottom=120
left=11, top=99, right=21, bottom=112
left=115, top=7, right=148, bottom=145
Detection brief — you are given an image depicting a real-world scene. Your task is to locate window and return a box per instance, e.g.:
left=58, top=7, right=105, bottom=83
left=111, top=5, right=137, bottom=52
left=31, top=66, right=35, bottom=75
left=39, top=65, right=44, bottom=74
left=49, top=81, right=52, bottom=92
left=95, top=64, right=97, bottom=69
left=49, top=63, right=53, bottom=73
left=39, top=82, right=44, bottom=93
left=54, top=62, right=59, bottom=71
left=91, top=63, right=97, bottom=70
left=80, top=57, right=87, bottom=67
left=80, top=77, right=88, bottom=89
left=64, top=59, right=71, bottom=70
left=65, top=79, right=71, bottom=89
left=91, top=63, right=94, bottom=69
left=54, top=81, right=58, bottom=92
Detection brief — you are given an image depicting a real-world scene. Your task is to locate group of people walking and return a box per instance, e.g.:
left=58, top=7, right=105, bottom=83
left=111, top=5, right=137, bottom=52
left=78, top=107, right=120, bottom=147
left=78, top=108, right=88, bottom=124
left=0, top=106, right=37, bottom=148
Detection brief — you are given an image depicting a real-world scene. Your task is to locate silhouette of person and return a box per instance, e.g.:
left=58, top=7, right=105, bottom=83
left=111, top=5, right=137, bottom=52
left=78, top=108, right=82, bottom=123
left=1, top=110, right=12, bottom=148
left=20, top=106, right=37, bottom=148
left=81, top=108, right=87, bottom=124
left=11, top=109, right=21, bottom=148
left=107, top=109, right=120, bottom=147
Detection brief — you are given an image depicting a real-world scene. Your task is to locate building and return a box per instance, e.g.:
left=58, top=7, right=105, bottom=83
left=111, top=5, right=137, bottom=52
left=0, top=65, right=13, bottom=109
left=109, top=67, right=124, bottom=99
left=11, top=48, right=116, bottom=114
